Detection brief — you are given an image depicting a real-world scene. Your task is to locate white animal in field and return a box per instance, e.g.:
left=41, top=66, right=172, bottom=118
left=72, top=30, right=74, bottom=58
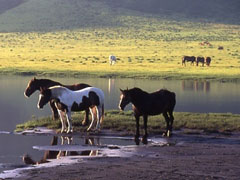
left=109, top=55, right=116, bottom=65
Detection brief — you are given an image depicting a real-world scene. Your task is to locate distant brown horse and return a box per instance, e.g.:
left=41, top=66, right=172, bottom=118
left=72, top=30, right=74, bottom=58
left=205, top=57, right=211, bottom=66
left=24, top=77, right=91, bottom=125
left=196, top=57, right=205, bottom=66
left=182, top=56, right=196, bottom=66
left=119, top=87, right=176, bottom=145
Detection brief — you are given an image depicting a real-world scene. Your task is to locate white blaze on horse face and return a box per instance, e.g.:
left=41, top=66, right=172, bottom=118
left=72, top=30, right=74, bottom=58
left=119, top=94, right=124, bottom=110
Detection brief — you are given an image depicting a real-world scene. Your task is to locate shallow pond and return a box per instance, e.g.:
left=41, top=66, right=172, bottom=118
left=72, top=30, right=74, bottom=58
left=0, top=75, right=239, bottom=174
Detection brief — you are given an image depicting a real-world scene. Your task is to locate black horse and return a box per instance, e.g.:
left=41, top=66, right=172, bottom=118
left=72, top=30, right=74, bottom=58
left=182, top=56, right=196, bottom=66
left=24, top=77, right=91, bottom=125
left=119, top=87, right=176, bottom=145
left=206, top=57, right=211, bottom=66
left=196, top=57, right=205, bottom=66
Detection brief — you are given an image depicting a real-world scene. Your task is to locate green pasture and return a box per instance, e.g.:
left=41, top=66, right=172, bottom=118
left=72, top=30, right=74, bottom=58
left=0, top=17, right=240, bottom=81
left=16, top=110, right=240, bottom=135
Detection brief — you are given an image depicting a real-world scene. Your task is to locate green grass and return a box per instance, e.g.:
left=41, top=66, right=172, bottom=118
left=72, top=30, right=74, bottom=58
left=0, top=22, right=240, bottom=81
left=16, top=110, right=240, bottom=135
left=0, top=1, right=239, bottom=81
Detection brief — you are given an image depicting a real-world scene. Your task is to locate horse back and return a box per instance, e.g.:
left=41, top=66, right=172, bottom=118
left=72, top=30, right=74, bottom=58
left=64, top=83, right=91, bottom=91
left=144, top=89, right=176, bottom=115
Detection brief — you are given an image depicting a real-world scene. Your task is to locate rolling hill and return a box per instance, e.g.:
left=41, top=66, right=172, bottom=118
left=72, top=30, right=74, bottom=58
left=0, top=0, right=239, bottom=32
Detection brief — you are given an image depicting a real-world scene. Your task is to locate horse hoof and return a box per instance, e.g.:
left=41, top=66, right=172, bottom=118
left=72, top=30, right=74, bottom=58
left=134, top=136, right=140, bottom=145
left=67, top=130, right=73, bottom=134
left=141, top=137, right=148, bottom=145
left=82, top=120, right=89, bottom=126
left=162, top=131, right=172, bottom=137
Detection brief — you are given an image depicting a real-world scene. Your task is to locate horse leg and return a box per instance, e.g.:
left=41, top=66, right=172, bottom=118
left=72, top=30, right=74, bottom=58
left=81, top=108, right=90, bottom=126
left=95, top=105, right=102, bottom=131
left=87, top=108, right=95, bottom=132
left=168, top=110, right=174, bottom=136
left=162, top=112, right=171, bottom=137
left=142, top=115, right=148, bottom=144
left=58, top=110, right=67, bottom=133
left=50, top=100, right=59, bottom=120
left=134, top=115, right=140, bottom=145
left=65, top=110, right=73, bottom=134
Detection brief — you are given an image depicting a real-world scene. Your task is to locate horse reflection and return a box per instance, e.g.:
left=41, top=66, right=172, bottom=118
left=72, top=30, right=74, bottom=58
left=182, top=81, right=210, bottom=93
left=22, top=136, right=100, bottom=165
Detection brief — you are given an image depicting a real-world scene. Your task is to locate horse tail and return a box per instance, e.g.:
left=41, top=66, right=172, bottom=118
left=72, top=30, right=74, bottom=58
left=100, top=104, right=104, bottom=124
left=170, top=92, right=176, bottom=111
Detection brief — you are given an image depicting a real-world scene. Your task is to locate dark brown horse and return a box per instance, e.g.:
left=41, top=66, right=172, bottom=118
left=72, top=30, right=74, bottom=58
left=182, top=56, right=196, bottom=66
left=119, top=87, right=176, bottom=145
left=196, top=57, right=205, bottom=66
left=205, top=57, right=211, bottom=66
left=24, top=77, right=91, bottom=125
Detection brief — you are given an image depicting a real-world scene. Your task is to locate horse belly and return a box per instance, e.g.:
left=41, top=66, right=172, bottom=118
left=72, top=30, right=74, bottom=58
left=71, top=101, right=89, bottom=112
left=145, top=100, right=168, bottom=115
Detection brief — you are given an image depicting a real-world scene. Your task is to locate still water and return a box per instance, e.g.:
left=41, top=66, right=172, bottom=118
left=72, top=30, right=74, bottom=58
left=0, top=76, right=239, bottom=173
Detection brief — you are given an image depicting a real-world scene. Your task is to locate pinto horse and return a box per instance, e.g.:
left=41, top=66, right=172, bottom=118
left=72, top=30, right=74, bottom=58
left=37, top=86, right=104, bottom=133
left=119, top=87, right=176, bottom=145
left=24, top=77, right=91, bottom=125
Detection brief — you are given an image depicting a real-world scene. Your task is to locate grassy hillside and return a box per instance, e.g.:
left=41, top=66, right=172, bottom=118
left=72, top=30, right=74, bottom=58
left=103, top=0, right=240, bottom=24
left=0, top=0, right=25, bottom=15
left=0, top=0, right=122, bottom=32
left=0, top=0, right=239, bottom=80
left=0, top=0, right=239, bottom=32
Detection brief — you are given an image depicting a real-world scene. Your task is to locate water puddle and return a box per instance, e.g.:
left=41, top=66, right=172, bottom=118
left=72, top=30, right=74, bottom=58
left=1, top=128, right=240, bottom=179
left=0, top=128, right=172, bottom=179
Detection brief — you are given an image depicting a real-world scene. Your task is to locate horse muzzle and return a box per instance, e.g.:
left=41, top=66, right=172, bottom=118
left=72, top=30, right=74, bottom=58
left=24, top=91, right=30, bottom=98
left=119, top=105, right=124, bottom=111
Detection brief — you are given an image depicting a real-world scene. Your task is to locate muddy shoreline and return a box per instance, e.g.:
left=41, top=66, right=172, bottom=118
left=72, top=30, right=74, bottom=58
left=4, top=132, right=239, bottom=180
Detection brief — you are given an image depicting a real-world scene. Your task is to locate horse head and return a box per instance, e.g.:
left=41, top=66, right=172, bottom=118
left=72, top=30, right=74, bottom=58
left=119, top=88, right=131, bottom=111
left=24, top=77, right=38, bottom=97
left=37, top=87, right=52, bottom=109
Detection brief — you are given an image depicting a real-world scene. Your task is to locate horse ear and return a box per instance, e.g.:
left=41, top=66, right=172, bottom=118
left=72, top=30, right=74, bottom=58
left=120, top=88, right=123, bottom=93
left=33, top=77, right=36, bottom=80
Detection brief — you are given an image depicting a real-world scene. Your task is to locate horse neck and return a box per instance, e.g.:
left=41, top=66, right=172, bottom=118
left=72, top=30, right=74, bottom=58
left=38, top=79, right=62, bottom=89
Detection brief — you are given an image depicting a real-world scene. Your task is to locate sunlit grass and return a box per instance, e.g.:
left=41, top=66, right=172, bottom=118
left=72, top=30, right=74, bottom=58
left=0, top=19, right=240, bottom=80
left=15, top=110, right=240, bottom=135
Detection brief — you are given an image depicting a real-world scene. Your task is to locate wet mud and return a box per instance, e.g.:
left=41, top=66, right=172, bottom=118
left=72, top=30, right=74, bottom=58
left=1, top=130, right=240, bottom=180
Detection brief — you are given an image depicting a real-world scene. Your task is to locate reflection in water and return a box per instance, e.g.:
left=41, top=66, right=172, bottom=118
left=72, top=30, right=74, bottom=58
left=23, top=136, right=59, bottom=165
left=108, top=78, right=115, bottom=94
left=182, top=80, right=210, bottom=92
left=22, top=136, right=99, bottom=165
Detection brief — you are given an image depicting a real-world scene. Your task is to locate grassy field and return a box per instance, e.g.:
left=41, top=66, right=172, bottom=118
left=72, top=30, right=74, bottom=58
left=16, top=110, right=240, bottom=135
left=0, top=0, right=239, bottom=81
left=0, top=19, right=240, bottom=81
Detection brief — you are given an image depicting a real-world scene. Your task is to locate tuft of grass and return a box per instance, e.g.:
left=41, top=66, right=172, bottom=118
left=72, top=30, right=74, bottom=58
left=16, top=110, right=240, bottom=135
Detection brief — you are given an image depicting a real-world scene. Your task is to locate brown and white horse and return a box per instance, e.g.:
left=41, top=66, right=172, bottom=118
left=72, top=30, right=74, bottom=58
left=37, top=86, right=104, bottom=133
left=119, top=87, right=176, bottom=145
left=24, top=77, right=91, bottom=125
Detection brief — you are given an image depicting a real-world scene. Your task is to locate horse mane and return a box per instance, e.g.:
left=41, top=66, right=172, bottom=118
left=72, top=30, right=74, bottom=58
left=37, top=78, right=62, bottom=87
left=128, top=87, right=149, bottom=96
